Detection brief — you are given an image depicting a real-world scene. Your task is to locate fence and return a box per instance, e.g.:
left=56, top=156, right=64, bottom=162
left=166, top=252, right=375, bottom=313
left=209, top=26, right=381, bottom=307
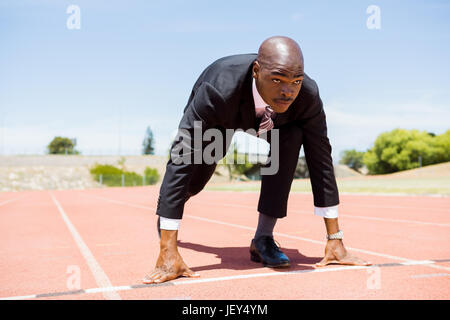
left=96, top=173, right=159, bottom=187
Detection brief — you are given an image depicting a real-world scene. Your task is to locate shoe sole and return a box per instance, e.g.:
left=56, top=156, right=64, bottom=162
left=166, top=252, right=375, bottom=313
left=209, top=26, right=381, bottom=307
left=250, top=252, right=290, bottom=268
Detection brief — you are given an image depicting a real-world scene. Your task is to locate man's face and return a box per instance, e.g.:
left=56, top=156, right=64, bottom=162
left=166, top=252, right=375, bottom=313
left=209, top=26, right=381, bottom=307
left=253, top=61, right=304, bottom=113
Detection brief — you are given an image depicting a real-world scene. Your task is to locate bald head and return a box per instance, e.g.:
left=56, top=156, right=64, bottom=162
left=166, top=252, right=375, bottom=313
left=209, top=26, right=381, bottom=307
left=252, top=36, right=305, bottom=113
left=257, top=36, right=304, bottom=70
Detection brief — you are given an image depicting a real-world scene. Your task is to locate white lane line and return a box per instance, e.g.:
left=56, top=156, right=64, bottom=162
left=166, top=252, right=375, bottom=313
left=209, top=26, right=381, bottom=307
left=420, top=263, right=450, bottom=272
left=332, top=214, right=450, bottom=227
left=397, top=259, right=450, bottom=272
left=341, top=202, right=450, bottom=213
left=337, top=192, right=449, bottom=199
left=411, top=273, right=450, bottom=279
left=188, top=200, right=450, bottom=227
left=49, top=192, right=121, bottom=300
left=202, top=189, right=450, bottom=200
left=174, top=265, right=371, bottom=286
left=84, top=285, right=131, bottom=294
left=200, top=188, right=450, bottom=211
left=0, top=294, right=37, bottom=300
left=0, top=195, right=26, bottom=207
left=0, top=266, right=364, bottom=300
left=80, top=193, right=450, bottom=271
left=400, top=260, right=435, bottom=266
left=169, top=296, right=192, bottom=300
left=1, top=259, right=444, bottom=300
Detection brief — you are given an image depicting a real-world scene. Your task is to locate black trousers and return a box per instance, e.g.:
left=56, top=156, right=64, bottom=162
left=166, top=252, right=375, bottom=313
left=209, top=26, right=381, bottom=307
left=157, top=122, right=303, bottom=219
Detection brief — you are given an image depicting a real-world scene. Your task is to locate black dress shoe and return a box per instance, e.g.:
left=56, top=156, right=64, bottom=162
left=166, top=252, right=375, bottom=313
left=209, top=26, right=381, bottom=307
left=250, top=236, right=290, bottom=268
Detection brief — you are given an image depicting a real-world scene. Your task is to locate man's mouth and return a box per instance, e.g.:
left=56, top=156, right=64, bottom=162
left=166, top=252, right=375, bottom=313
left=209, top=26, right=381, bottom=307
left=275, top=99, right=293, bottom=105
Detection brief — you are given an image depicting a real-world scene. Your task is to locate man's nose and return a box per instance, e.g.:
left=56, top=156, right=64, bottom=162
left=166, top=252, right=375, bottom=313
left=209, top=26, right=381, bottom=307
left=280, top=86, right=294, bottom=98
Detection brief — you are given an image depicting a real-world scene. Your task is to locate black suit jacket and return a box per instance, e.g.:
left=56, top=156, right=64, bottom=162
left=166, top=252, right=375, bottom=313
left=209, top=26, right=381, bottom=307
left=157, top=53, right=339, bottom=218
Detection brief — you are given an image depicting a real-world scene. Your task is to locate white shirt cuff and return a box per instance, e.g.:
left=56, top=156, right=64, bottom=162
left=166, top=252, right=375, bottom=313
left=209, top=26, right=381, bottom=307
left=314, top=205, right=339, bottom=218
left=159, top=216, right=181, bottom=230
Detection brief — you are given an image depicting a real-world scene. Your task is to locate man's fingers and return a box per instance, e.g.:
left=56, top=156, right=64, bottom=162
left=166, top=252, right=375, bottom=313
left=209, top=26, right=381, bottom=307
left=182, top=268, right=200, bottom=278
left=315, top=253, right=336, bottom=267
left=143, top=268, right=200, bottom=284
left=154, top=273, right=179, bottom=284
left=146, top=271, right=160, bottom=278
left=316, top=256, right=332, bottom=267
left=142, top=271, right=163, bottom=284
left=351, top=258, right=372, bottom=266
left=316, top=255, right=372, bottom=267
left=315, top=257, right=334, bottom=267
left=336, top=253, right=372, bottom=266
left=142, top=276, right=155, bottom=284
left=143, top=272, right=172, bottom=284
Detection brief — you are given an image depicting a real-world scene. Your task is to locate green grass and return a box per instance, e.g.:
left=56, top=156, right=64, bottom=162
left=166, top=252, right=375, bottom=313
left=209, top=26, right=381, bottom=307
left=205, top=177, right=450, bottom=195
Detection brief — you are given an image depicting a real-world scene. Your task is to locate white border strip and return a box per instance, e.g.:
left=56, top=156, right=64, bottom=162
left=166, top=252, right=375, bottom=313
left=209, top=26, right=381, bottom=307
left=50, top=192, right=121, bottom=300
left=1, top=259, right=445, bottom=300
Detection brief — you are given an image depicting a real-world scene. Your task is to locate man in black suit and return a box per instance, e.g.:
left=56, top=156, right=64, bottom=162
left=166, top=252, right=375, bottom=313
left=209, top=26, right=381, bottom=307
left=143, top=36, right=370, bottom=284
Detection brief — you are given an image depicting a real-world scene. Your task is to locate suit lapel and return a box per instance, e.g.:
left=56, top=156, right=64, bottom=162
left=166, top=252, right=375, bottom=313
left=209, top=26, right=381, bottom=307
left=237, top=66, right=257, bottom=132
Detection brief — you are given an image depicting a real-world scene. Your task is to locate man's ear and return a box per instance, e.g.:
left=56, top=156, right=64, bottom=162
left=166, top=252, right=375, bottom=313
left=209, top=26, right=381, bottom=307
left=252, top=60, right=260, bottom=79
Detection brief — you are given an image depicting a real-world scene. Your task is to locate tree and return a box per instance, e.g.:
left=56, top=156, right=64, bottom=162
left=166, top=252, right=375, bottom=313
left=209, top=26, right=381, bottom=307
left=363, top=128, right=450, bottom=174
left=47, top=136, right=78, bottom=154
left=142, top=126, right=155, bottom=155
left=430, top=129, right=450, bottom=163
left=339, top=149, right=365, bottom=171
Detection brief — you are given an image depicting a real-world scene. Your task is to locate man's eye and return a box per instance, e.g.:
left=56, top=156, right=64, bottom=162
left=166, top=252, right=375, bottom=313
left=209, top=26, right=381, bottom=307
left=294, top=80, right=302, bottom=85
left=272, top=79, right=280, bottom=83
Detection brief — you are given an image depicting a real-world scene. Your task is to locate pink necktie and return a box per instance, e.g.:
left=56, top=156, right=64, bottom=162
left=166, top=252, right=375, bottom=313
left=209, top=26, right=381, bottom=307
left=257, top=106, right=275, bottom=136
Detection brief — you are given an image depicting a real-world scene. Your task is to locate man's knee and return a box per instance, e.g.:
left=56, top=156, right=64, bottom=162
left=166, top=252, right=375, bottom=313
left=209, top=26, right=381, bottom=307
left=186, top=186, right=202, bottom=199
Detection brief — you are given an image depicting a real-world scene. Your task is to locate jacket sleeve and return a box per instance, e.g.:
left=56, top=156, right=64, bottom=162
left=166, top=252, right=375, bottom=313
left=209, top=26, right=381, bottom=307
left=156, top=82, right=226, bottom=219
left=299, top=92, right=340, bottom=208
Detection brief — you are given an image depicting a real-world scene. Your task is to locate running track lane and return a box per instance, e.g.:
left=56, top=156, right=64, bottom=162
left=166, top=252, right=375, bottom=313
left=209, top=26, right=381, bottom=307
left=0, top=187, right=449, bottom=299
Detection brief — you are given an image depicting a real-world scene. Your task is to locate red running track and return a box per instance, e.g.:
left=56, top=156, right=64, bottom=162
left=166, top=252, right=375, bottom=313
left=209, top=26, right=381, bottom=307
left=0, top=187, right=449, bottom=300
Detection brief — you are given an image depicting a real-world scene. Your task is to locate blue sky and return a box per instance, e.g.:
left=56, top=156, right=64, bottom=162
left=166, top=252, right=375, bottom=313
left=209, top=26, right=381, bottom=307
left=1, top=0, right=449, bottom=161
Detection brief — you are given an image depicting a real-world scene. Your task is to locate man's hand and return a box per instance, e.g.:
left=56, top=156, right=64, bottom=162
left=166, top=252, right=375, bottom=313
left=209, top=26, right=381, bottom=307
left=143, top=230, right=200, bottom=284
left=316, top=239, right=372, bottom=267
